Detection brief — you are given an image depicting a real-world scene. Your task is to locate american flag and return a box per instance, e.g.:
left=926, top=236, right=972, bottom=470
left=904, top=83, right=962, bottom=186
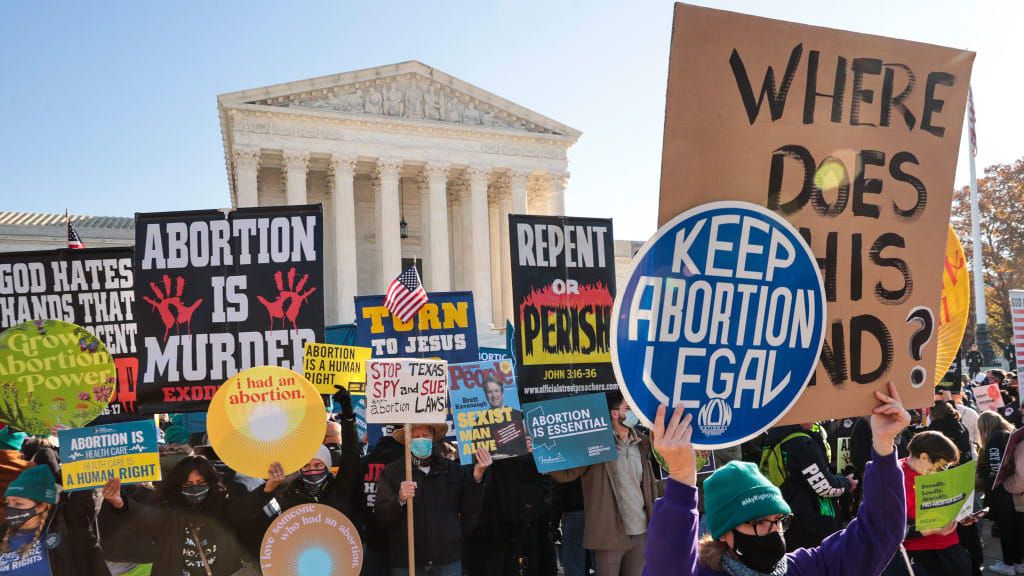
left=384, top=266, right=428, bottom=322
left=968, top=86, right=977, bottom=157
left=66, top=211, right=85, bottom=249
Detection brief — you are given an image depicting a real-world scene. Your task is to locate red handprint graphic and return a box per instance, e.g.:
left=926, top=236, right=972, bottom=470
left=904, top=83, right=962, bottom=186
left=257, top=267, right=317, bottom=331
left=143, top=274, right=204, bottom=341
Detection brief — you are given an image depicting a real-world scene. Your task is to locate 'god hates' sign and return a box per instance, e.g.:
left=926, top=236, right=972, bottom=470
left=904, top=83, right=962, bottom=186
left=613, top=201, right=826, bottom=447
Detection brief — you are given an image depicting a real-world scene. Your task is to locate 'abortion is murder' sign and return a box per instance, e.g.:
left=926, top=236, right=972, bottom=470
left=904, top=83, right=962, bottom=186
left=509, top=215, right=616, bottom=402
left=657, top=5, right=974, bottom=421
left=135, top=205, right=324, bottom=413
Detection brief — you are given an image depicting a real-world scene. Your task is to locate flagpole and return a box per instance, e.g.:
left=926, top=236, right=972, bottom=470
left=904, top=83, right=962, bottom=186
left=968, top=86, right=996, bottom=365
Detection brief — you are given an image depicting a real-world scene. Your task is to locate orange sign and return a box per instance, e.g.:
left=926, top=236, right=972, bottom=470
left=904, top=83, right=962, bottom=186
left=259, top=503, right=363, bottom=576
left=936, top=225, right=970, bottom=384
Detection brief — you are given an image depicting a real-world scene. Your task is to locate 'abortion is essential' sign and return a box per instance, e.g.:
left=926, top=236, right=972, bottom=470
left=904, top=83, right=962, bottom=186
left=613, top=201, right=826, bottom=447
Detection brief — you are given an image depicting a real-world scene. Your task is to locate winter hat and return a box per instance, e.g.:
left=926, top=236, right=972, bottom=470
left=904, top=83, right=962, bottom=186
left=703, top=461, right=791, bottom=539
left=311, top=445, right=332, bottom=468
left=0, top=428, right=27, bottom=451
left=163, top=426, right=190, bottom=445
left=5, top=466, right=58, bottom=504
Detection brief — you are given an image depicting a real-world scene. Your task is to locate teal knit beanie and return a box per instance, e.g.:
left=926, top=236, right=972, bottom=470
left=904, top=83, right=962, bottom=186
left=5, top=466, right=58, bottom=504
left=0, top=427, right=27, bottom=451
left=163, top=426, right=190, bottom=445
left=703, top=461, right=791, bottom=539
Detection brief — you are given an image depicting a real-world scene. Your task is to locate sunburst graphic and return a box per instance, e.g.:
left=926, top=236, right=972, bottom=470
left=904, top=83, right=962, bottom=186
left=208, top=366, right=326, bottom=478
left=935, top=225, right=970, bottom=386
left=261, top=504, right=363, bottom=576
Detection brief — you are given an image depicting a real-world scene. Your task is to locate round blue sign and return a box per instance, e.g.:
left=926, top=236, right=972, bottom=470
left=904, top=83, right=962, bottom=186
left=612, top=201, right=826, bottom=448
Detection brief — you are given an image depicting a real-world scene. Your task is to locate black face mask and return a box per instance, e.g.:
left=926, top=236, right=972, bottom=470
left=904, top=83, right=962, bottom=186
left=732, top=530, right=787, bottom=573
left=4, top=507, right=37, bottom=530
left=180, top=485, right=209, bottom=506
left=300, top=471, right=329, bottom=495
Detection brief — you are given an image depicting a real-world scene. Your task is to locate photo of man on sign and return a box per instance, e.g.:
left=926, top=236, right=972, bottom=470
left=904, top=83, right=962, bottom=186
left=449, top=360, right=529, bottom=465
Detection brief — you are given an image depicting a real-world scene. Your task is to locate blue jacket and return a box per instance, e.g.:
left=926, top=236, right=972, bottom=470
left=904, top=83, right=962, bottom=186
left=643, top=449, right=905, bottom=575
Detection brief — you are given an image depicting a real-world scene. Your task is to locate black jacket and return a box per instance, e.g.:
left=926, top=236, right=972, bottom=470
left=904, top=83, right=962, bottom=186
left=470, top=454, right=549, bottom=542
left=97, top=484, right=159, bottom=564
left=764, top=425, right=852, bottom=549
left=353, top=435, right=405, bottom=553
left=375, top=454, right=485, bottom=568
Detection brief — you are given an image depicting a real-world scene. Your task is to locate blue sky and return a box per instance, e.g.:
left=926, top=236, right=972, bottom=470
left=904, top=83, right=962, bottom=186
left=0, top=1, right=1019, bottom=241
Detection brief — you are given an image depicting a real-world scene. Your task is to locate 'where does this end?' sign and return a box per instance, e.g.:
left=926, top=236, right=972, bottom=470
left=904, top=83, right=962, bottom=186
left=59, top=419, right=160, bottom=491
left=365, top=358, right=448, bottom=424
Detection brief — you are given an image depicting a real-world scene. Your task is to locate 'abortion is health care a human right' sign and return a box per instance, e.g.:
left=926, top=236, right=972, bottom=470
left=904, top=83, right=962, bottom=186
left=613, top=201, right=826, bottom=448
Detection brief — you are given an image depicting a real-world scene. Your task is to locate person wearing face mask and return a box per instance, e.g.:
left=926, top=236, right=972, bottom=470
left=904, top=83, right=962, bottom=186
left=644, top=381, right=911, bottom=576
left=100, top=456, right=261, bottom=576
left=549, top=391, right=660, bottom=576
left=376, top=423, right=492, bottom=575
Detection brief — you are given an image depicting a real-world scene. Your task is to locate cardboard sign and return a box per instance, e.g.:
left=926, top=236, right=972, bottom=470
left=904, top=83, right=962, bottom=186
left=449, top=360, right=528, bottom=465
left=936, top=226, right=970, bottom=384
left=509, top=215, right=617, bottom=402
left=365, top=358, right=448, bottom=424
left=914, top=460, right=976, bottom=531
left=206, top=366, right=326, bottom=478
left=303, top=343, right=371, bottom=395
left=0, top=320, right=116, bottom=435
left=0, top=247, right=140, bottom=422
left=355, top=291, right=478, bottom=363
left=135, top=205, right=325, bottom=413
left=658, top=4, right=974, bottom=422
left=523, top=393, right=616, bottom=473
left=259, top=503, right=363, bottom=576
left=613, top=201, right=826, bottom=447
left=973, top=383, right=1005, bottom=412
left=59, top=420, right=160, bottom=491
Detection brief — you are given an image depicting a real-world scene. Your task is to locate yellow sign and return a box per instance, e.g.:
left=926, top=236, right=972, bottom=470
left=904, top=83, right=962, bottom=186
left=207, top=366, right=326, bottom=478
left=936, top=225, right=970, bottom=384
left=303, top=343, right=371, bottom=395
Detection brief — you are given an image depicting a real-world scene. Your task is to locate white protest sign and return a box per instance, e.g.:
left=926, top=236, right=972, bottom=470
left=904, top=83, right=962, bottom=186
left=366, top=358, right=448, bottom=424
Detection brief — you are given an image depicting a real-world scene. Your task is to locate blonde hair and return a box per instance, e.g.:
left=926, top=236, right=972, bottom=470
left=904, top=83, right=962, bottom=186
left=0, top=502, right=51, bottom=558
left=978, top=411, right=1015, bottom=451
left=698, top=534, right=735, bottom=571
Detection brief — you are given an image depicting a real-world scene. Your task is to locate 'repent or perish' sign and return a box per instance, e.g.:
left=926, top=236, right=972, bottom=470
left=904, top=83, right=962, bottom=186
left=365, top=358, right=448, bottom=424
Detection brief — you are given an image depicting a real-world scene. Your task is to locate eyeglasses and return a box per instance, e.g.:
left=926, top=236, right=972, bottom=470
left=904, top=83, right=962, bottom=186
left=743, top=515, right=792, bottom=536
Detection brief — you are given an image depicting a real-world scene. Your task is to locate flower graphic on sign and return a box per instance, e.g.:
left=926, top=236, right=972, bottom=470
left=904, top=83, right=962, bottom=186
left=143, top=274, right=204, bottom=341
left=257, top=267, right=317, bottom=331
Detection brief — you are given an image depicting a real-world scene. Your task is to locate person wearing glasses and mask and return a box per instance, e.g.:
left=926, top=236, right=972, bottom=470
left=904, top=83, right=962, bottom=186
left=644, top=382, right=911, bottom=576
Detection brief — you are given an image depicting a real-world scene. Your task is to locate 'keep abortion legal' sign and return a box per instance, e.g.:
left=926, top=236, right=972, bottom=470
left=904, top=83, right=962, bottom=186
left=613, top=201, right=826, bottom=447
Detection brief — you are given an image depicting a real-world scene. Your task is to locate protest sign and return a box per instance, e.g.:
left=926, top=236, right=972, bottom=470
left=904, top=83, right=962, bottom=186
left=355, top=291, right=477, bottom=364
left=59, top=419, right=160, bottom=491
left=303, top=342, right=371, bottom=395
left=994, top=427, right=1024, bottom=489
left=836, top=437, right=852, bottom=474
left=973, top=383, right=1005, bottom=413
left=914, top=460, right=976, bottom=531
left=1012, top=291, right=1024, bottom=398
left=449, top=360, right=528, bottom=465
left=936, top=226, right=970, bottom=384
left=613, top=201, right=827, bottom=447
left=0, top=247, right=139, bottom=421
left=479, top=347, right=511, bottom=362
left=523, top=393, right=616, bottom=474
left=658, top=4, right=974, bottom=422
left=259, top=503, right=362, bottom=576
left=509, top=215, right=617, bottom=403
left=207, top=366, right=325, bottom=478
left=135, top=205, right=324, bottom=413
left=365, top=358, right=448, bottom=424
left=0, top=320, right=116, bottom=435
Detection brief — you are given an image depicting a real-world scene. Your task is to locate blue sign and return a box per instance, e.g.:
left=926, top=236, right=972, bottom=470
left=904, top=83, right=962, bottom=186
left=479, top=347, right=511, bottom=362
left=612, top=201, right=826, bottom=448
left=59, top=419, right=161, bottom=491
left=449, top=360, right=528, bottom=465
left=523, top=393, right=616, bottom=473
left=354, top=291, right=479, bottom=364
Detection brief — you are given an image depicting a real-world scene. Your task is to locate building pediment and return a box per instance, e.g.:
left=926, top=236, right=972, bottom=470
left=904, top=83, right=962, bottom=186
left=218, top=61, right=580, bottom=139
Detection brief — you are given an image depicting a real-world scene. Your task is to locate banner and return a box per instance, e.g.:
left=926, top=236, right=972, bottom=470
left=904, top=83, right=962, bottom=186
left=449, top=360, right=528, bottom=465
left=522, top=393, right=616, bottom=473
left=365, top=358, right=448, bottom=424
left=914, top=460, right=976, bottom=531
left=135, top=205, right=324, bottom=413
left=973, top=383, right=1005, bottom=412
left=1011, top=291, right=1024, bottom=401
left=509, top=215, right=617, bottom=402
left=259, top=503, right=363, bottom=576
left=355, top=291, right=478, bottom=363
left=936, top=226, right=970, bottom=384
left=303, top=343, right=371, bottom=395
left=0, top=247, right=140, bottom=421
left=657, top=4, right=975, bottom=422
left=479, top=347, right=511, bottom=362
left=59, top=420, right=160, bottom=491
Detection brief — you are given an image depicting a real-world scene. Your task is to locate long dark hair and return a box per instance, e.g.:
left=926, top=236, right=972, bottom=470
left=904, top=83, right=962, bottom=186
left=160, top=455, right=228, bottom=512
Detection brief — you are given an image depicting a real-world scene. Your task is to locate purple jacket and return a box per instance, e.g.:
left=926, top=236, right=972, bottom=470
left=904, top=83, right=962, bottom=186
left=644, top=449, right=905, bottom=576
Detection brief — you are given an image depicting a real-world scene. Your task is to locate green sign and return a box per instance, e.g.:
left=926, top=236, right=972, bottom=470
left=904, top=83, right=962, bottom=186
left=0, top=320, right=116, bottom=435
left=914, top=460, right=976, bottom=532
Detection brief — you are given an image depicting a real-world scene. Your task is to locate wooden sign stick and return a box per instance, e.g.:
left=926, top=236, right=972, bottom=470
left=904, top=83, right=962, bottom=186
left=406, top=422, right=416, bottom=576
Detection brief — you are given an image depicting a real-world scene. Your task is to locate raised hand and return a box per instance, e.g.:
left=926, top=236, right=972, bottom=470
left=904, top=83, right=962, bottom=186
left=870, top=381, right=911, bottom=456
left=264, top=462, right=286, bottom=494
left=652, top=404, right=697, bottom=487
left=101, top=477, right=124, bottom=509
left=473, top=448, right=493, bottom=482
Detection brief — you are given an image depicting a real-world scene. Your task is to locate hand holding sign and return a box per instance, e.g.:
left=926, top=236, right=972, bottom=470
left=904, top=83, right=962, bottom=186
left=473, top=448, right=493, bottom=483
left=101, top=477, right=124, bottom=509
left=870, top=381, right=911, bottom=456
left=651, top=404, right=697, bottom=488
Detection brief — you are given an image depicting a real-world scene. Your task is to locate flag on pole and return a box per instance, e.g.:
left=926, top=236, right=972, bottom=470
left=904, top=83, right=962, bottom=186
left=384, top=266, right=428, bottom=322
left=968, top=86, right=977, bottom=157
left=66, top=210, right=85, bottom=249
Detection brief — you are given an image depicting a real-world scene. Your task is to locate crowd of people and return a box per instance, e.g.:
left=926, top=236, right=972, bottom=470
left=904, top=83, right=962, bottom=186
left=0, top=367, right=1021, bottom=575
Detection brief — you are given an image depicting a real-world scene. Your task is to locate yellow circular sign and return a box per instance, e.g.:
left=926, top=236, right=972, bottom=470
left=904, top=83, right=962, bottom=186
left=935, top=225, right=970, bottom=385
left=260, top=503, right=363, bottom=576
left=207, top=366, right=326, bottom=478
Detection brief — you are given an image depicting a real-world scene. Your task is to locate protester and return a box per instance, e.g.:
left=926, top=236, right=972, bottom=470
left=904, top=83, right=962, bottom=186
left=550, top=391, right=659, bottom=576
left=2, top=466, right=110, bottom=575
left=0, top=428, right=31, bottom=498
left=375, top=423, right=492, bottom=575
left=97, top=480, right=159, bottom=576
left=948, top=387, right=981, bottom=458
left=357, top=425, right=406, bottom=576
left=551, top=479, right=590, bottom=576
left=966, top=345, right=984, bottom=379
left=977, top=411, right=1022, bottom=575
left=927, top=401, right=973, bottom=465
left=643, top=381, right=910, bottom=576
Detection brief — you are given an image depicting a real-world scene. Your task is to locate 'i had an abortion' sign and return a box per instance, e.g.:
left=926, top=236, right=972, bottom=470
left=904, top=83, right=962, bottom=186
left=613, top=201, right=826, bottom=447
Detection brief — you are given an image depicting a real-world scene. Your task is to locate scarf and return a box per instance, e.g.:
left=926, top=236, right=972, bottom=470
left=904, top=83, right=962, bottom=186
left=721, top=555, right=787, bottom=576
